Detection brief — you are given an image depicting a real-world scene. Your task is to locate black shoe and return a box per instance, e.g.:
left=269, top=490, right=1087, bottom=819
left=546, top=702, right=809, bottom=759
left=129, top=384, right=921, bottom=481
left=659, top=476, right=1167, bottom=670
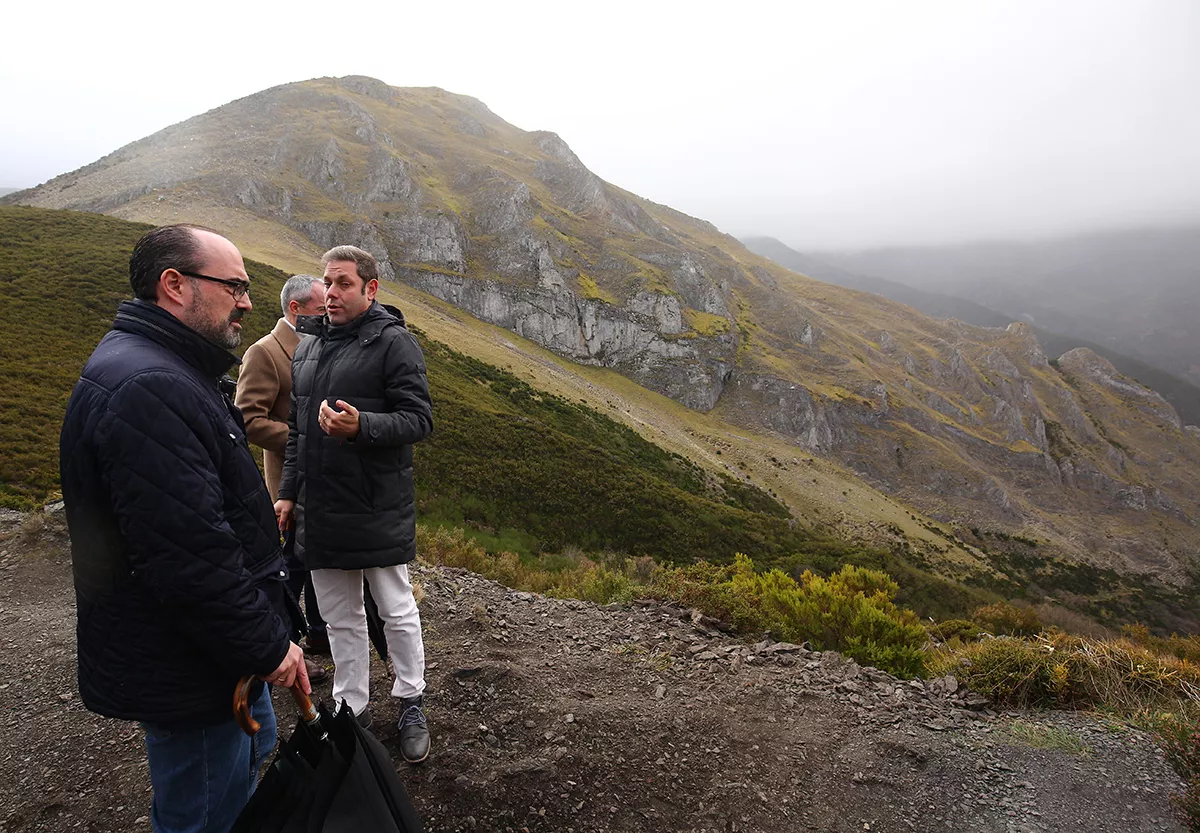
left=305, top=630, right=331, bottom=656
left=356, top=707, right=373, bottom=730
left=397, top=697, right=430, bottom=764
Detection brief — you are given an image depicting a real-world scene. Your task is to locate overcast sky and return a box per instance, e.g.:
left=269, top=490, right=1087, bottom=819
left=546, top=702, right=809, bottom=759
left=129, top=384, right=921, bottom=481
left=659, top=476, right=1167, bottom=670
left=3, top=0, right=1198, bottom=248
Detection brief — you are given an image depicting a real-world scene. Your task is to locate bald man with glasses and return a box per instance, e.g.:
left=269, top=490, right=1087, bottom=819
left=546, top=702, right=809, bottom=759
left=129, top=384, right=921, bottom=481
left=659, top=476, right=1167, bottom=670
left=60, top=224, right=310, bottom=833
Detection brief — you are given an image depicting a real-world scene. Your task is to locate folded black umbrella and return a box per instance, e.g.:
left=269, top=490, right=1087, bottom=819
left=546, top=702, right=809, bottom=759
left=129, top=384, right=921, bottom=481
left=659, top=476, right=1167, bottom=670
left=231, top=678, right=422, bottom=833
left=364, top=579, right=389, bottom=664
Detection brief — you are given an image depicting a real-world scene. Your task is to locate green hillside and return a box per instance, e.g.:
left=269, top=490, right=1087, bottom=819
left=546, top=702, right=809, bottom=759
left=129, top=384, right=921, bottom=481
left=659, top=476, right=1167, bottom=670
left=0, top=205, right=883, bottom=572
left=23, top=206, right=1200, bottom=627
left=0, top=208, right=289, bottom=506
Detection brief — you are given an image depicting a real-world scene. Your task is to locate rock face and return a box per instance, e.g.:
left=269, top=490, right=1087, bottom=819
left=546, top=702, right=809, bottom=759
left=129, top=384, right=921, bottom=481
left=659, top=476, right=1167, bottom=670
left=10, top=74, right=1200, bottom=581
left=405, top=270, right=732, bottom=409
left=1057, top=348, right=1182, bottom=430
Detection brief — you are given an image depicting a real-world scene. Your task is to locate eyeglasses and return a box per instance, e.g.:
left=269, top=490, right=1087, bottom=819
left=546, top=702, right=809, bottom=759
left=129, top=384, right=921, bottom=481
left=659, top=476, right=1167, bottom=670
left=178, top=270, right=251, bottom=300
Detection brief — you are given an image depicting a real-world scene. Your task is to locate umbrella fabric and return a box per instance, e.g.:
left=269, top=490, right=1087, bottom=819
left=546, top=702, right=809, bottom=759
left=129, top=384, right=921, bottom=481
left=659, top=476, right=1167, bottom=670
left=364, top=579, right=389, bottom=663
left=232, top=683, right=422, bottom=833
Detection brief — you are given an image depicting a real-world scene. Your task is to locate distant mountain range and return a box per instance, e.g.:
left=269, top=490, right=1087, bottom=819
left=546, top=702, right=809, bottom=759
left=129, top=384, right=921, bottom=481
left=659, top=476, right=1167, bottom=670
left=6, top=75, right=1200, bottom=618
left=742, top=236, right=1200, bottom=427
left=807, top=229, right=1200, bottom=390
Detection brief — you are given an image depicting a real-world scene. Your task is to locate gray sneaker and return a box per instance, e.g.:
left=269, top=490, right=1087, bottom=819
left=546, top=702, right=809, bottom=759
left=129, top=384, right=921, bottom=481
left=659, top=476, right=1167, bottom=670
left=397, top=696, right=430, bottom=764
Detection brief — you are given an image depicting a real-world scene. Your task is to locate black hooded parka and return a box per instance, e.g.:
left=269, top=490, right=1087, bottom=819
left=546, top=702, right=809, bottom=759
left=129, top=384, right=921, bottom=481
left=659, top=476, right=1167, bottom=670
left=277, top=301, right=433, bottom=570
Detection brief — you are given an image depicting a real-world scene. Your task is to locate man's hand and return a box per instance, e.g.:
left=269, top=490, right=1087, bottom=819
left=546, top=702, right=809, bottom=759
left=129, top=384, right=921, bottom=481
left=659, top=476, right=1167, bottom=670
left=274, top=499, right=295, bottom=531
left=262, top=641, right=311, bottom=694
left=319, top=399, right=360, bottom=439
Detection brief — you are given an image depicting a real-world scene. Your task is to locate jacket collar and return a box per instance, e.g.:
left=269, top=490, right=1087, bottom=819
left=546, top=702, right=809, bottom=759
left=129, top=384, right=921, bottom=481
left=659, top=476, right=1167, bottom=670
left=296, top=301, right=406, bottom=345
left=112, top=299, right=240, bottom=380
left=270, top=317, right=301, bottom=359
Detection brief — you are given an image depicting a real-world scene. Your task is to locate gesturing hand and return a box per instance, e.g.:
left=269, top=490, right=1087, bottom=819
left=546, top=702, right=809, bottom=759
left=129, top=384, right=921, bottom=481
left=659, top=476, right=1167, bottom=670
left=319, top=399, right=360, bottom=439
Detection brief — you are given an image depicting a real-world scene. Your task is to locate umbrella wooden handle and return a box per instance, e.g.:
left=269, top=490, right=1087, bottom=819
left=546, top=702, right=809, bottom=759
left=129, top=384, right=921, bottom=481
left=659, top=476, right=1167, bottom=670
left=290, top=684, right=320, bottom=724
left=234, top=675, right=322, bottom=736
left=233, top=676, right=262, bottom=736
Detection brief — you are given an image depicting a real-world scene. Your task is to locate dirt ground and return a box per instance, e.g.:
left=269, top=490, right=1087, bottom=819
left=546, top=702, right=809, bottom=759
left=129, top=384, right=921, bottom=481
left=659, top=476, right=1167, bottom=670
left=0, top=511, right=1186, bottom=833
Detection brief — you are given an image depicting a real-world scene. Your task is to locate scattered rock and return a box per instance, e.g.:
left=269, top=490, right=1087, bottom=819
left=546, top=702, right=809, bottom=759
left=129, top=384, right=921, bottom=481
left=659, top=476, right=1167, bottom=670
left=0, top=526, right=1185, bottom=833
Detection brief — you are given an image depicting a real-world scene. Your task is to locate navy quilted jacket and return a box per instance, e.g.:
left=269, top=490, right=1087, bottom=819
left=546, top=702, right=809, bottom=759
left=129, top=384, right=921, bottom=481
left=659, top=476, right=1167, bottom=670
left=278, top=301, right=433, bottom=569
left=60, top=300, right=292, bottom=727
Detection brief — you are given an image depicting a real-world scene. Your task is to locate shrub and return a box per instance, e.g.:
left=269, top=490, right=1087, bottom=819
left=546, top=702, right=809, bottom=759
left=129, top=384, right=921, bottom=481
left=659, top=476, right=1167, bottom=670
left=647, top=560, right=758, bottom=630
left=972, top=601, right=1043, bottom=637
left=418, top=532, right=929, bottom=678
left=926, top=619, right=982, bottom=643
left=931, top=631, right=1200, bottom=713
left=649, top=555, right=927, bottom=677
left=932, top=637, right=1065, bottom=707
left=417, top=525, right=636, bottom=604
left=417, top=525, right=493, bottom=575
left=1035, top=603, right=1113, bottom=639
left=548, top=560, right=636, bottom=605
left=1123, top=624, right=1200, bottom=665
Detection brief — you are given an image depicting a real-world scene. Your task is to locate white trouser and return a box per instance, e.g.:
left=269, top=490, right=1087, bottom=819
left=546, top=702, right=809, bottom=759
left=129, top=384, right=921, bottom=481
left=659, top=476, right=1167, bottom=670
left=310, top=564, right=426, bottom=715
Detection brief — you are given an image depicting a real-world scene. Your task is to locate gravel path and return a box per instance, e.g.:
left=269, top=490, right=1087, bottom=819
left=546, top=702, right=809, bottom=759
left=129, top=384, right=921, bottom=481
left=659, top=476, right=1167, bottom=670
left=0, top=513, right=1186, bottom=832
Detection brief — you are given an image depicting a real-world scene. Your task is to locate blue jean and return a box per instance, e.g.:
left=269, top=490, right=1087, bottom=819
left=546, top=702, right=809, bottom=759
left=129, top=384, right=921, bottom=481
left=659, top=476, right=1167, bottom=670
left=142, top=684, right=277, bottom=833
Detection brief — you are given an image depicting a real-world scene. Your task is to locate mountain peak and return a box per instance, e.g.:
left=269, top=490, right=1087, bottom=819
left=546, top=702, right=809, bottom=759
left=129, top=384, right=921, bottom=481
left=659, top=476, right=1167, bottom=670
left=330, top=74, right=396, bottom=101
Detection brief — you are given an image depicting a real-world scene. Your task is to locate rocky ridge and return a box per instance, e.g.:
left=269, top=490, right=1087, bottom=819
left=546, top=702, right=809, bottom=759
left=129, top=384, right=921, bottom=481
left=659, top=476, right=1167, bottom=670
left=9, top=75, right=1200, bottom=586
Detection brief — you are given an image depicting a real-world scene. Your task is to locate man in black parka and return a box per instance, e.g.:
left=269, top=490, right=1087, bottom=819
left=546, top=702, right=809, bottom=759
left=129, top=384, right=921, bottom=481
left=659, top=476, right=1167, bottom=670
left=275, top=244, right=434, bottom=764
left=59, top=225, right=310, bottom=833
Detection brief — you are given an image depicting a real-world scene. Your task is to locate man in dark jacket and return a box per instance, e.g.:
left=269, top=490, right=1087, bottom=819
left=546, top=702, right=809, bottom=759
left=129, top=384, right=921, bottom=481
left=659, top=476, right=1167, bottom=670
left=60, top=224, right=310, bottom=833
left=275, top=245, right=434, bottom=763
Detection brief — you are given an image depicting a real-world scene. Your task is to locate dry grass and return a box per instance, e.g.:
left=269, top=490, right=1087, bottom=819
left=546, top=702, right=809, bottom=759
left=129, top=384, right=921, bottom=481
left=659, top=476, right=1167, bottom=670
left=932, top=631, right=1200, bottom=713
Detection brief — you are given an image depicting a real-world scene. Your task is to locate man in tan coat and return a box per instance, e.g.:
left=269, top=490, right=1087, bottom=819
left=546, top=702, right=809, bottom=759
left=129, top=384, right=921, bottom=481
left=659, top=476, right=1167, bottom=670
left=237, top=275, right=330, bottom=674
left=237, top=275, right=325, bottom=498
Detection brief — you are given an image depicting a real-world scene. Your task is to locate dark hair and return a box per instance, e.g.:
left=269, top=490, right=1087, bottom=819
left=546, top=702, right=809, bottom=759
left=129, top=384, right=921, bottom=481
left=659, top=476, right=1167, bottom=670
left=128, top=224, right=218, bottom=301
left=322, top=245, right=380, bottom=287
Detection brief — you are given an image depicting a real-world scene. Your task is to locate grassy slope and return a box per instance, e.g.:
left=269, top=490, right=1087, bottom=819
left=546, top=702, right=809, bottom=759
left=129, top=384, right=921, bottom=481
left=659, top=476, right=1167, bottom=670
left=18, top=184, right=1188, bottom=626
left=0, top=208, right=293, bottom=505
left=4, top=206, right=992, bottom=607
left=11, top=149, right=1006, bottom=571
left=14, top=205, right=1195, bottom=626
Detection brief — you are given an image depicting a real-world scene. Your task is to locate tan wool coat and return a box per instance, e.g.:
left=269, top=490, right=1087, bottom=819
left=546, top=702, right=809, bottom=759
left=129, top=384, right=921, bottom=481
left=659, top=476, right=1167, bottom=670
left=235, top=318, right=300, bottom=500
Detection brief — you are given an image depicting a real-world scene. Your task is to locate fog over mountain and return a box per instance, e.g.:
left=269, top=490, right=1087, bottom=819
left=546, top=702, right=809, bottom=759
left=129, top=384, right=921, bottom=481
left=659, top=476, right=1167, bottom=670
left=809, top=226, right=1200, bottom=388
left=2, top=1, right=1198, bottom=249
left=744, top=232, right=1200, bottom=426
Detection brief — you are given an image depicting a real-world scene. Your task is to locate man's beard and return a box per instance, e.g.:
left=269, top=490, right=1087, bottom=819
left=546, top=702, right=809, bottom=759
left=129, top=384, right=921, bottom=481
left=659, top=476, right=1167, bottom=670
left=185, top=293, right=244, bottom=350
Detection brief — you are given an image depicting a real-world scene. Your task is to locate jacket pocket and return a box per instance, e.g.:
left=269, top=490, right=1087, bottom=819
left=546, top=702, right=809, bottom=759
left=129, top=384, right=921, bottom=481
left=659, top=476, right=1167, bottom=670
left=320, top=442, right=375, bottom=513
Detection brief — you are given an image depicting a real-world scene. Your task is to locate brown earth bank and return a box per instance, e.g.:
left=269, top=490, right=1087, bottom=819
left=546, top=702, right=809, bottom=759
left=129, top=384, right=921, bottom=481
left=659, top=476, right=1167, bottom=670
left=0, top=511, right=1185, bottom=833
